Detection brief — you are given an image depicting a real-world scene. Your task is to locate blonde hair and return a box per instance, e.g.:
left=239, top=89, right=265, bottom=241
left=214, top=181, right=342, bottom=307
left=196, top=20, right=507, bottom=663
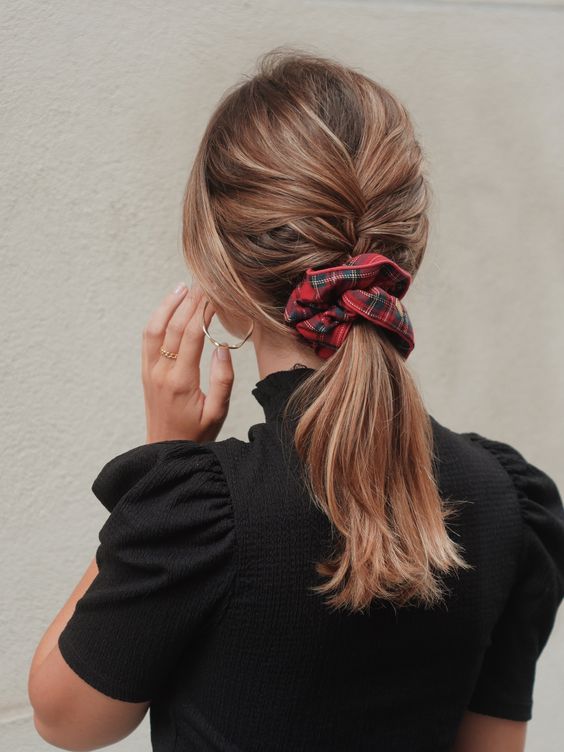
left=183, top=47, right=472, bottom=613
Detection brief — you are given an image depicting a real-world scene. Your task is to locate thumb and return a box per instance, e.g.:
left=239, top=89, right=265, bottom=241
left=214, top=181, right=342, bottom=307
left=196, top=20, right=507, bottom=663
left=203, top=346, right=234, bottom=426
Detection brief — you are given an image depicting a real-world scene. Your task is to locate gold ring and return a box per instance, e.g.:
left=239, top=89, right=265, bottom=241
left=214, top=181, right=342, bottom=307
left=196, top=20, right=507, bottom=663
left=159, top=346, right=178, bottom=359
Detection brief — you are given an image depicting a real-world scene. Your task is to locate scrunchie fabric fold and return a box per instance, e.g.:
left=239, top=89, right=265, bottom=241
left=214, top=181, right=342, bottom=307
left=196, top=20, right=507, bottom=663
left=284, top=252, right=415, bottom=359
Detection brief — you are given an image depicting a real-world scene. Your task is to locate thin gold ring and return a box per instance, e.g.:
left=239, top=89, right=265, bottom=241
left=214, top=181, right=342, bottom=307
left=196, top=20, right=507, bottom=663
left=159, top=347, right=178, bottom=359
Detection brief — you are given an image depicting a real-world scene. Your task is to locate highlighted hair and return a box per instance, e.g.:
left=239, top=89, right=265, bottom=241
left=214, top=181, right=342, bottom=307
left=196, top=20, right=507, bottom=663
left=183, top=47, right=472, bottom=613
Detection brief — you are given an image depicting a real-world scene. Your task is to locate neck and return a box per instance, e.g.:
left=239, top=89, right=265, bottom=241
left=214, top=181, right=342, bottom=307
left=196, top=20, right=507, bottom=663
left=252, top=333, right=325, bottom=380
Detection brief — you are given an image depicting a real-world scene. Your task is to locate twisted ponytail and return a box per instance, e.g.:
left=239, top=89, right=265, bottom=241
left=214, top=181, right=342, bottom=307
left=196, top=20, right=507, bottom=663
left=183, top=46, right=472, bottom=612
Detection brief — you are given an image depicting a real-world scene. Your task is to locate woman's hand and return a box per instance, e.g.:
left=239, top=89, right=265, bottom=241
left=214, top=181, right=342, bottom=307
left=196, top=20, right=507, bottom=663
left=141, top=281, right=234, bottom=444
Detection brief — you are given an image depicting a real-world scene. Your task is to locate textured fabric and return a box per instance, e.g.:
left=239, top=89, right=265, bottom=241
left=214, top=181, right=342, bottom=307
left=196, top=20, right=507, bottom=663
left=283, top=252, right=415, bottom=359
left=58, top=441, right=235, bottom=703
left=57, top=366, right=564, bottom=751
left=462, top=432, right=564, bottom=720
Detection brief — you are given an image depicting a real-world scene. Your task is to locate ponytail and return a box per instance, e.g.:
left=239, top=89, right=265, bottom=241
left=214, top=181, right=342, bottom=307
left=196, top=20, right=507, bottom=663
left=182, top=46, right=473, bottom=613
left=282, top=321, right=472, bottom=612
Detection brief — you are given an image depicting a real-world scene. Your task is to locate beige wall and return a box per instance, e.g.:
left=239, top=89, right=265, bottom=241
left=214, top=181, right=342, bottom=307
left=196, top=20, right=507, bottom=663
left=2, top=1, right=563, bottom=749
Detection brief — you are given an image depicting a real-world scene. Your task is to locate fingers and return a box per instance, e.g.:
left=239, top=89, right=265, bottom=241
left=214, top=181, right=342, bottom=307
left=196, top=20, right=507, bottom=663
left=142, top=279, right=236, bottom=439
left=160, top=284, right=204, bottom=363
left=172, top=284, right=213, bottom=384
left=142, top=282, right=188, bottom=374
left=142, top=279, right=223, bottom=399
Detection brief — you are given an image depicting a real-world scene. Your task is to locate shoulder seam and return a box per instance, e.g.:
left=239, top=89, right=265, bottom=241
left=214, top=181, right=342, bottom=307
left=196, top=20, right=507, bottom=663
left=460, top=432, right=528, bottom=591
left=201, top=440, right=241, bottom=632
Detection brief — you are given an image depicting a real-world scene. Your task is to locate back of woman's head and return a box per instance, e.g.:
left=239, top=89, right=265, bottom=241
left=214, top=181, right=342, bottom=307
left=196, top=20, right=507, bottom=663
left=183, top=47, right=472, bottom=614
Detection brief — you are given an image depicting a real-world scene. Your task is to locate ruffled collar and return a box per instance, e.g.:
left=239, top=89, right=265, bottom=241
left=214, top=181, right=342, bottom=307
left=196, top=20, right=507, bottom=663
left=252, top=364, right=317, bottom=422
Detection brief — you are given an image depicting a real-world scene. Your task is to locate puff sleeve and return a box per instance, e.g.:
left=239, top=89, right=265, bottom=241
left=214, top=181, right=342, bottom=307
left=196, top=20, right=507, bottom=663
left=462, top=433, right=564, bottom=721
left=58, top=440, right=236, bottom=703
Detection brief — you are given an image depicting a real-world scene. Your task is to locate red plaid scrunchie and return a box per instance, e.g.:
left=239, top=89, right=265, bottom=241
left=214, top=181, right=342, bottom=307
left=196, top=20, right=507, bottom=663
left=284, top=252, right=415, bottom=360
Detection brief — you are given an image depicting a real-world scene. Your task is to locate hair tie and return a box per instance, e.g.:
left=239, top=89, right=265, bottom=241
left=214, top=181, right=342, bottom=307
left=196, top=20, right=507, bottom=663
left=284, top=252, right=415, bottom=360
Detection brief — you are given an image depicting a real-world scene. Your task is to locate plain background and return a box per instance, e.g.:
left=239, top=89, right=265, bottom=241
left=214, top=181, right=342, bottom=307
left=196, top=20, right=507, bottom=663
left=2, top=1, right=563, bottom=749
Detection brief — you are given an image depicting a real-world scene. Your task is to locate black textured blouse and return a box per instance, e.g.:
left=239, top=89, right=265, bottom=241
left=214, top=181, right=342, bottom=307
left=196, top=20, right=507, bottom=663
left=58, top=366, right=564, bottom=752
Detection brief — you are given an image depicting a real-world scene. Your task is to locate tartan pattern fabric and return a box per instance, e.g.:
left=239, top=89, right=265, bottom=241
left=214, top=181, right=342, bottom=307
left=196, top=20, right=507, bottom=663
left=284, top=252, right=415, bottom=360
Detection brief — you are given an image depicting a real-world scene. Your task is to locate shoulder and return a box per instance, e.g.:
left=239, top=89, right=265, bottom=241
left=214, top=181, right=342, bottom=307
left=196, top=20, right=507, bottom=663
left=457, top=431, right=564, bottom=720
left=457, top=428, right=564, bottom=595
left=91, top=439, right=231, bottom=513
left=89, top=439, right=237, bottom=580
left=58, top=441, right=237, bottom=704
left=430, top=416, right=520, bottom=493
left=458, top=430, right=563, bottom=520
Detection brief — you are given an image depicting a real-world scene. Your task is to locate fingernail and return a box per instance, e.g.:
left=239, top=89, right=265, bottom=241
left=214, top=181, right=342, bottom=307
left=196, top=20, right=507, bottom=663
left=174, top=281, right=187, bottom=295
left=217, top=345, right=230, bottom=361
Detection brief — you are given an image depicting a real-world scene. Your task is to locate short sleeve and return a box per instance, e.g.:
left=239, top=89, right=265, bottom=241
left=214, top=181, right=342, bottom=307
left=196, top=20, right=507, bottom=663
left=58, top=440, right=236, bottom=703
left=462, top=433, right=564, bottom=721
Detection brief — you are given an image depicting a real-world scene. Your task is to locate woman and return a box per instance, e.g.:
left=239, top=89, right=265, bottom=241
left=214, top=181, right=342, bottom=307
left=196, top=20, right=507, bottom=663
left=29, top=49, right=564, bottom=751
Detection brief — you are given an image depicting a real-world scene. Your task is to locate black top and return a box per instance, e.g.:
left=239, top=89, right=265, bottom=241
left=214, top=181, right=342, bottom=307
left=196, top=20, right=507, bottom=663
left=58, top=366, right=564, bottom=752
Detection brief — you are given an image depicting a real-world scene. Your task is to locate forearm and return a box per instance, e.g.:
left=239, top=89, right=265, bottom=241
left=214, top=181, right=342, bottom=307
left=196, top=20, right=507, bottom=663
left=29, top=555, right=99, bottom=681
